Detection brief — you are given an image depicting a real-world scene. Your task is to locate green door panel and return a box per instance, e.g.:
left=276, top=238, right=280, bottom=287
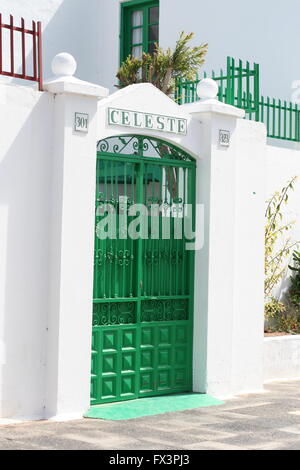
left=91, top=135, right=196, bottom=405
left=91, top=325, right=139, bottom=404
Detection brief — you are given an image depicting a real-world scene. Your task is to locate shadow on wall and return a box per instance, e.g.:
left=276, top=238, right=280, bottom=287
left=1, top=0, right=102, bottom=87
left=41, top=0, right=102, bottom=83
left=0, top=88, right=54, bottom=418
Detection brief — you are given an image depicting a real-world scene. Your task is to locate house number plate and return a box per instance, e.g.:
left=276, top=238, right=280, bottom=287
left=219, top=129, right=231, bottom=146
left=75, top=113, right=89, bottom=133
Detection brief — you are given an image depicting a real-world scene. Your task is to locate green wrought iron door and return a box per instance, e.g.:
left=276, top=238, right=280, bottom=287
left=91, top=135, right=196, bottom=405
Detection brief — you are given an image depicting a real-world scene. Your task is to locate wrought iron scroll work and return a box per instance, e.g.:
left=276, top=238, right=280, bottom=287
left=97, top=135, right=193, bottom=162
left=141, top=299, right=189, bottom=322
left=93, top=302, right=136, bottom=326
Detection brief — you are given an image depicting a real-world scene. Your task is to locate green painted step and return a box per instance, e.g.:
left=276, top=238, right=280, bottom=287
left=84, top=393, right=224, bottom=421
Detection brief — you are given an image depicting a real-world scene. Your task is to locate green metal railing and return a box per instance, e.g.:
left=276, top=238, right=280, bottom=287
left=175, top=57, right=260, bottom=116
left=176, top=57, right=300, bottom=143
left=253, top=97, right=300, bottom=142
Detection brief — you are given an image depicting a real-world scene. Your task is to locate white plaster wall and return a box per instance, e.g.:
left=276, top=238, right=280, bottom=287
left=97, top=83, right=202, bottom=155
left=1, top=0, right=300, bottom=101
left=97, top=0, right=300, bottom=100
left=0, top=83, right=54, bottom=419
left=0, top=73, right=105, bottom=420
left=97, top=0, right=300, bottom=99
left=0, top=0, right=102, bottom=86
left=98, top=0, right=122, bottom=92
left=265, top=145, right=300, bottom=299
left=266, top=145, right=300, bottom=238
left=194, top=112, right=239, bottom=397
left=45, top=89, right=100, bottom=420
left=191, top=108, right=265, bottom=398
left=264, top=336, right=300, bottom=381
left=231, top=119, right=266, bottom=393
left=0, top=73, right=297, bottom=419
left=160, top=0, right=300, bottom=102
left=0, top=77, right=275, bottom=418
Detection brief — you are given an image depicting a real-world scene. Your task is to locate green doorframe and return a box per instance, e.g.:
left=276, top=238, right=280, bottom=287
left=120, top=0, right=160, bottom=64
left=91, top=135, right=196, bottom=405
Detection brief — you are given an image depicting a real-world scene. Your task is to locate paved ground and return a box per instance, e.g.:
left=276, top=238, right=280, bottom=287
left=0, top=380, right=300, bottom=450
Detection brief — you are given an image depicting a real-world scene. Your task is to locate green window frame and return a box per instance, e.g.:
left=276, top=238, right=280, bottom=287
left=120, top=0, right=159, bottom=64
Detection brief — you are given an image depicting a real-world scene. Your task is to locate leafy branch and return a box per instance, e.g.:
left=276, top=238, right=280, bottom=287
left=265, top=176, right=298, bottom=301
left=288, top=251, right=300, bottom=306
left=116, top=32, right=208, bottom=97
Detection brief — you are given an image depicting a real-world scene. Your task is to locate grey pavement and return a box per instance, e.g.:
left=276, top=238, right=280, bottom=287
left=0, top=380, right=300, bottom=450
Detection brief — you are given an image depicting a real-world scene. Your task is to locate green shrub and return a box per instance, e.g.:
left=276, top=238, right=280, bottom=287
left=265, top=297, right=286, bottom=319
left=265, top=176, right=297, bottom=302
left=116, top=32, right=208, bottom=97
left=264, top=177, right=300, bottom=333
left=288, top=250, right=300, bottom=306
left=265, top=299, right=300, bottom=334
left=277, top=302, right=300, bottom=334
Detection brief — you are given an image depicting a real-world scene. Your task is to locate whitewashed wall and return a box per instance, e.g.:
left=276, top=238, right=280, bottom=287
left=1, top=0, right=300, bottom=101
left=191, top=113, right=265, bottom=398
left=98, top=0, right=300, bottom=100
left=0, top=83, right=54, bottom=419
left=161, top=0, right=300, bottom=102
left=265, top=145, right=300, bottom=300
left=0, top=0, right=102, bottom=86
left=0, top=75, right=268, bottom=419
left=0, top=61, right=298, bottom=419
left=0, top=73, right=104, bottom=421
left=264, top=335, right=300, bottom=381
left=99, top=0, right=300, bottom=100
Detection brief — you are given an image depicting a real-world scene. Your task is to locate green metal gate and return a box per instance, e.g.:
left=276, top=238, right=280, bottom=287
left=91, top=135, right=196, bottom=405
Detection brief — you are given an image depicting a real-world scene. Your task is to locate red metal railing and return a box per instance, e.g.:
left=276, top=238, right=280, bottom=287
left=0, top=14, right=43, bottom=91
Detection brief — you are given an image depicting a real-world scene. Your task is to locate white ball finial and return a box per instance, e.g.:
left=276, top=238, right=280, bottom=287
left=197, top=78, right=219, bottom=101
left=51, top=53, right=77, bottom=77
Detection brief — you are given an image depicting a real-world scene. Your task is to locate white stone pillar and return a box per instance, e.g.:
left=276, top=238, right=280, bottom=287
left=183, top=79, right=266, bottom=397
left=44, top=54, right=108, bottom=419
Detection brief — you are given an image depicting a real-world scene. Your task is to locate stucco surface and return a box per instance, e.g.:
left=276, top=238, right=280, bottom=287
left=264, top=336, right=300, bottom=381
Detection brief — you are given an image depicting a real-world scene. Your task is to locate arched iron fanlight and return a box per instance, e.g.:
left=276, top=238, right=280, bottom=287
left=97, top=135, right=194, bottom=162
